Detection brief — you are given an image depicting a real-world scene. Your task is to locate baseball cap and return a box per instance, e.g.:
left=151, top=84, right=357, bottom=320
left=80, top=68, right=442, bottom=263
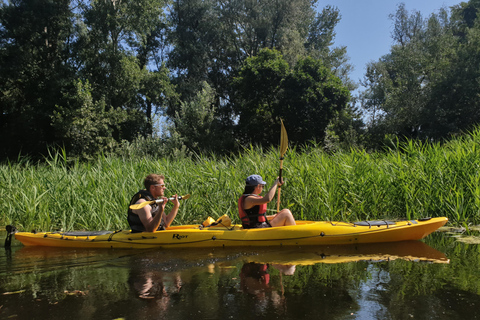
left=245, top=174, right=267, bottom=186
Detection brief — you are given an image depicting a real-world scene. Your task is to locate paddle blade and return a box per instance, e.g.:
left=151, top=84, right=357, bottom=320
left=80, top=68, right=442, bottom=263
left=181, top=194, right=191, bottom=200
left=280, top=119, right=288, bottom=156
left=129, top=200, right=154, bottom=210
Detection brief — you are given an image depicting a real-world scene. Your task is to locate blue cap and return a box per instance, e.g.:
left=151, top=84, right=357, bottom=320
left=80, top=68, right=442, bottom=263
left=245, top=174, right=266, bottom=186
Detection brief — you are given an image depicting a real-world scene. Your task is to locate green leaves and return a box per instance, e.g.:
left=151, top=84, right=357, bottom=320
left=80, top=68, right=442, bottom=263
left=361, top=1, right=480, bottom=144
left=233, top=49, right=351, bottom=148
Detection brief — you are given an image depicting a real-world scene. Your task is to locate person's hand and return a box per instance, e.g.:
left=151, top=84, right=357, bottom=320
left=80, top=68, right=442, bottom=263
left=172, top=194, right=180, bottom=207
left=276, top=178, right=285, bottom=187
left=160, top=197, right=168, bottom=211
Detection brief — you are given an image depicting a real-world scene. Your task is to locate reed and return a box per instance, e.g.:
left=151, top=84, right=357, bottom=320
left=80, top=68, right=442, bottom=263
left=2, top=129, right=480, bottom=231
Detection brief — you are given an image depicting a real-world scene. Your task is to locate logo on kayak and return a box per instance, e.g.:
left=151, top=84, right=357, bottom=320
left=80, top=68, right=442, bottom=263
left=172, top=234, right=188, bottom=240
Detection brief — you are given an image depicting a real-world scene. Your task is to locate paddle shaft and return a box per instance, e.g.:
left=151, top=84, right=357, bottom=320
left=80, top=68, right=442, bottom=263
left=129, top=194, right=189, bottom=210
left=277, top=157, right=284, bottom=212
left=277, top=119, right=288, bottom=213
left=154, top=195, right=186, bottom=204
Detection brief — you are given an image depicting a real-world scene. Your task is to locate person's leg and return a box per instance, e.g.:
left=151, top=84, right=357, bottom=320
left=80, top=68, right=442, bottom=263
left=269, top=209, right=296, bottom=227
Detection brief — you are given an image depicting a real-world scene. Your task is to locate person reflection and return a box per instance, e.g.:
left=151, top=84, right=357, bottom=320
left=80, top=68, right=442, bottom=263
left=240, top=261, right=296, bottom=311
left=129, top=267, right=182, bottom=312
left=240, top=262, right=271, bottom=297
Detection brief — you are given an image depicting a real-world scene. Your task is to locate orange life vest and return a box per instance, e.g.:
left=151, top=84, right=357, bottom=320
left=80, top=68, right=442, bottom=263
left=238, top=194, right=269, bottom=229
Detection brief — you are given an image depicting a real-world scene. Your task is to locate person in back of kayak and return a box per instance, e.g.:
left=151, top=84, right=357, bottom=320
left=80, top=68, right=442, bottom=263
left=238, top=174, right=296, bottom=229
left=128, top=174, right=180, bottom=233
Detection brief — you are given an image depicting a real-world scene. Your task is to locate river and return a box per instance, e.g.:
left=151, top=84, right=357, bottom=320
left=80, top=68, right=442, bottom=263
left=1, top=229, right=479, bottom=319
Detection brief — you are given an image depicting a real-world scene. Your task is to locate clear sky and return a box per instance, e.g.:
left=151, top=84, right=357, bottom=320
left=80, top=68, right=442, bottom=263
left=319, top=0, right=463, bottom=91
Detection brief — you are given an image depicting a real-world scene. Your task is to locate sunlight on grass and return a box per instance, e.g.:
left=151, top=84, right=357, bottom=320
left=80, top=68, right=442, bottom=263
left=2, top=129, right=480, bottom=231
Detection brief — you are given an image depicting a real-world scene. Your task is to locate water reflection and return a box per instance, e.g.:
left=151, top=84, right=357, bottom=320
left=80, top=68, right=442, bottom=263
left=2, top=233, right=480, bottom=319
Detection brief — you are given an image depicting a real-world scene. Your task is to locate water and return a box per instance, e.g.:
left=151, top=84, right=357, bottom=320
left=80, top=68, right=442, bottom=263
left=1, top=230, right=479, bottom=320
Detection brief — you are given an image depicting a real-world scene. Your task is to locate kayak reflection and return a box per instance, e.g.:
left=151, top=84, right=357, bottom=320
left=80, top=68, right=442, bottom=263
left=242, top=240, right=449, bottom=266
left=12, top=239, right=449, bottom=270
left=1, top=238, right=451, bottom=320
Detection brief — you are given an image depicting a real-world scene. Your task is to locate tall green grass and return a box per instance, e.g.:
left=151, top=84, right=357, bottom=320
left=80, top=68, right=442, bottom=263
left=2, top=129, right=480, bottom=231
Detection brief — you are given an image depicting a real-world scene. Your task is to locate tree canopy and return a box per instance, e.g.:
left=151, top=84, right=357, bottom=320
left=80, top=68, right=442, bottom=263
left=3, top=0, right=480, bottom=159
left=360, top=1, right=480, bottom=144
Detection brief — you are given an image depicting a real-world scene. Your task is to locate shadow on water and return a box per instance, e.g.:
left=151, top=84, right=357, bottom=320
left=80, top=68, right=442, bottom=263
left=0, top=230, right=479, bottom=319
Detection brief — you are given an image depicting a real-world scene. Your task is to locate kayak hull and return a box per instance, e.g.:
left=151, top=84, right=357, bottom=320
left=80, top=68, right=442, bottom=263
left=14, top=217, right=448, bottom=249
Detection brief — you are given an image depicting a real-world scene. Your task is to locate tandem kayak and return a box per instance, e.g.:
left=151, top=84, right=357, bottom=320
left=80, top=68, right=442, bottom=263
left=12, top=217, right=448, bottom=249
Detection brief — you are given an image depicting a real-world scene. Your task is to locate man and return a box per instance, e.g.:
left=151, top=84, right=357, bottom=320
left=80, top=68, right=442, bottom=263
left=127, top=174, right=179, bottom=232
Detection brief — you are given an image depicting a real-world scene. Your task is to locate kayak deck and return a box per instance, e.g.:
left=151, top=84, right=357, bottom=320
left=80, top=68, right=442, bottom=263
left=14, top=217, right=448, bottom=249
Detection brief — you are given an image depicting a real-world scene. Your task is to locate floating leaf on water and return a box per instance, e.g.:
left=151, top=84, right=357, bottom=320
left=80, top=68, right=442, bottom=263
left=2, top=290, right=26, bottom=295
left=64, top=290, right=88, bottom=296
left=440, top=226, right=467, bottom=233
left=455, top=236, right=480, bottom=244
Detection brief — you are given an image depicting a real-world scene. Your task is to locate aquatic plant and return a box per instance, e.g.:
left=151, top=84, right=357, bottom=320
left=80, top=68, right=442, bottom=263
left=2, top=129, right=480, bottom=231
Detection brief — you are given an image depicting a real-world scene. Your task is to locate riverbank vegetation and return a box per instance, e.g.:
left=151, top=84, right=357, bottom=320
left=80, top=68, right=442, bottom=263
left=2, top=1, right=480, bottom=231
left=2, top=129, right=480, bottom=231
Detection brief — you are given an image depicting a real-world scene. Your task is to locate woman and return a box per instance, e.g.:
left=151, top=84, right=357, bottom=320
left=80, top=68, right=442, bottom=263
left=238, top=174, right=296, bottom=229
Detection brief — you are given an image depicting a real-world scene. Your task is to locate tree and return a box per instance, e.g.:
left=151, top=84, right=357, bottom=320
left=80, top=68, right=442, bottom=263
left=165, top=82, right=233, bottom=154
left=306, top=5, right=355, bottom=90
left=359, top=4, right=468, bottom=142
left=77, top=0, right=175, bottom=140
left=232, top=48, right=289, bottom=146
left=283, top=56, right=351, bottom=144
left=0, top=0, right=75, bottom=159
left=360, top=1, right=480, bottom=146
left=233, top=48, right=351, bottom=147
left=52, top=80, right=127, bottom=158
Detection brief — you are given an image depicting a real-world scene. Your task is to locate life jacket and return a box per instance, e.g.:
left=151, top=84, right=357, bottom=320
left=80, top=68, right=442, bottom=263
left=127, top=189, right=165, bottom=233
left=238, top=194, right=270, bottom=229
left=240, top=262, right=270, bottom=290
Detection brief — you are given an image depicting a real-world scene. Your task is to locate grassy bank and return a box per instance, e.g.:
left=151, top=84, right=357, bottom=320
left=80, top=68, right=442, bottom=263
left=2, top=130, right=480, bottom=231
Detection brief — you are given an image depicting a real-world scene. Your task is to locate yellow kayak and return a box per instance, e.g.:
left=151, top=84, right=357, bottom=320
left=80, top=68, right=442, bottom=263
left=13, top=217, right=448, bottom=249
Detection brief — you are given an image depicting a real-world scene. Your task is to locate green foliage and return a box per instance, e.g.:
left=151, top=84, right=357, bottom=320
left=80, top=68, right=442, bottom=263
left=283, top=56, right=351, bottom=144
left=361, top=1, right=480, bottom=145
left=232, top=49, right=290, bottom=146
left=166, top=82, right=234, bottom=154
left=52, top=80, right=127, bottom=158
left=0, top=0, right=358, bottom=160
left=233, top=49, right=354, bottom=148
left=3, top=128, right=480, bottom=231
left=78, top=0, right=175, bottom=142
left=0, top=0, right=75, bottom=158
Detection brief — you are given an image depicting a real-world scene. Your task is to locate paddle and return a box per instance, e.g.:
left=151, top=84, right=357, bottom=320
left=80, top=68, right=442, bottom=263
left=277, top=120, right=288, bottom=212
left=129, top=194, right=191, bottom=210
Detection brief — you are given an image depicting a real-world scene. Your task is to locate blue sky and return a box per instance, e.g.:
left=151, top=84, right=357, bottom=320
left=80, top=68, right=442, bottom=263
left=319, top=0, right=463, bottom=91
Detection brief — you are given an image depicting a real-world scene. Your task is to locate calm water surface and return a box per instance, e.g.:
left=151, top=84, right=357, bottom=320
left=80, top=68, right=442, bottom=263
left=1, top=230, right=479, bottom=320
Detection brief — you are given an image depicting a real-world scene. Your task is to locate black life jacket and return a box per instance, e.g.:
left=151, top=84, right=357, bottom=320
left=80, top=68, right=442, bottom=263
left=238, top=194, right=270, bottom=229
left=127, top=189, right=165, bottom=233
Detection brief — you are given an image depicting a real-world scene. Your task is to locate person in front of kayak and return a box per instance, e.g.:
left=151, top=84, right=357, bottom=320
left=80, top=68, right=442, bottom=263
left=128, top=174, right=179, bottom=233
left=238, top=174, right=296, bottom=229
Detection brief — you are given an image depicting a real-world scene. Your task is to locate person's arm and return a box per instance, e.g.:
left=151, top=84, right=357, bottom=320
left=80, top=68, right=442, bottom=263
left=163, top=194, right=180, bottom=228
left=133, top=197, right=168, bottom=232
left=244, top=179, right=284, bottom=208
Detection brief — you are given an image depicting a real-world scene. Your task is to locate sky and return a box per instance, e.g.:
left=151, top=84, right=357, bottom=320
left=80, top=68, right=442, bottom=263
left=319, top=0, right=463, bottom=92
